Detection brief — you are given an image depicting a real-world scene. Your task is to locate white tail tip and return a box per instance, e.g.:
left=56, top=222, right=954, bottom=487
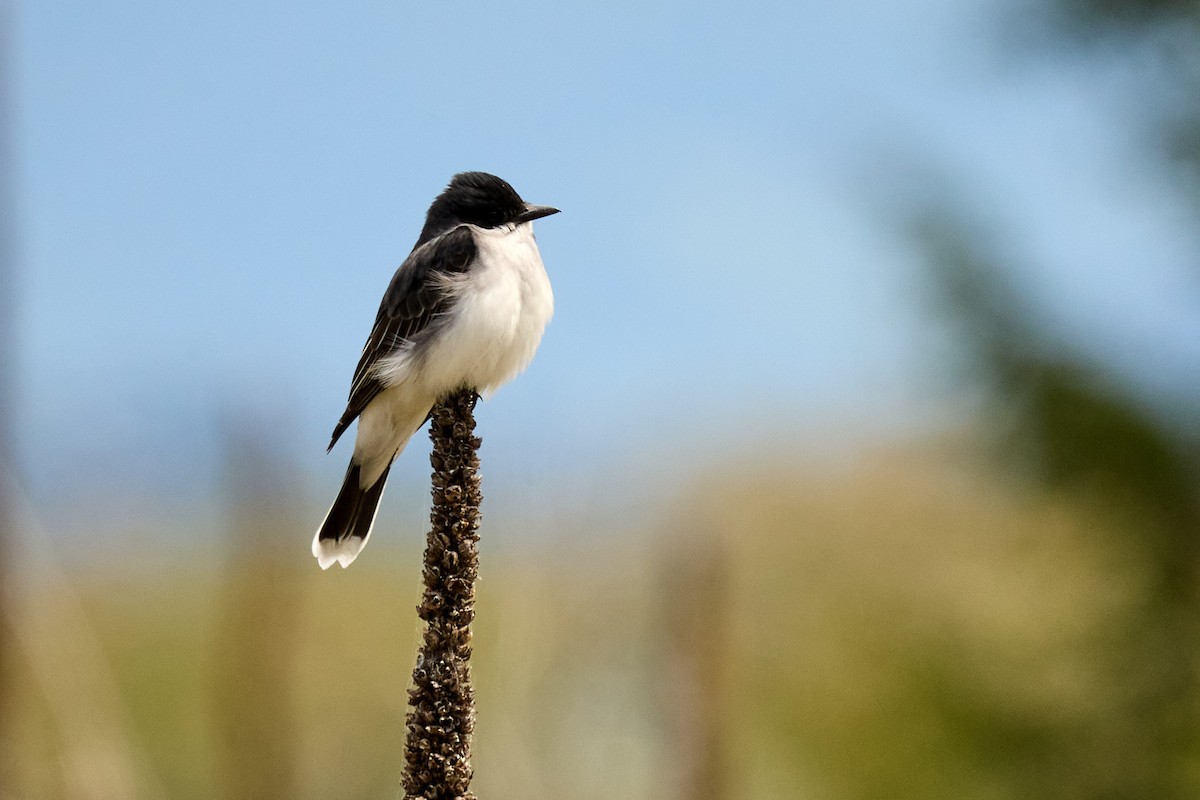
left=312, top=532, right=366, bottom=570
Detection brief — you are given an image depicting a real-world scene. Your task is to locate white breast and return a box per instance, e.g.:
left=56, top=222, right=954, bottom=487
left=377, top=222, right=554, bottom=398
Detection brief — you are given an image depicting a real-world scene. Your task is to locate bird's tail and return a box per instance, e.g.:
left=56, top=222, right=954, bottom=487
left=312, top=461, right=392, bottom=569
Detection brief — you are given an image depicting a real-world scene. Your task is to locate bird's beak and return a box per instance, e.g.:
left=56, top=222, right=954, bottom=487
left=516, top=203, right=560, bottom=223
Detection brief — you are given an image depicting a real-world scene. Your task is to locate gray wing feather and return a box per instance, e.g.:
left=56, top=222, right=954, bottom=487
left=327, top=225, right=477, bottom=450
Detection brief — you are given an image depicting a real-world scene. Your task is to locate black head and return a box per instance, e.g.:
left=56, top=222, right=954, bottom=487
left=416, top=172, right=559, bottom=245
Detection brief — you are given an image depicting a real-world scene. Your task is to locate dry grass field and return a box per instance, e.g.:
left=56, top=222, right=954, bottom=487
left=4, top=440, right=1165, bottom=800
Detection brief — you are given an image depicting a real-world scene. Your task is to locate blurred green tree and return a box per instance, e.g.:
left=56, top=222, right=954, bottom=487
left=908, top=2, right=1200, bottom=794
left=912, top=204, right=1200, bottom=797
left=1051, top=0, right=1200, bottom=193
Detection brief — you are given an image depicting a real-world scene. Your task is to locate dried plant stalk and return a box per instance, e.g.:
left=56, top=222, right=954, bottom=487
left=402, top=389, right=482, bottom=800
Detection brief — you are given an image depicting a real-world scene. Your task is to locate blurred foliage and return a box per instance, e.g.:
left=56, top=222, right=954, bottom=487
left=659, top=523, right=731, bottom=800
left=1054, top=0, right=1199, bottom=33
left=213, top=421, right=305, bottom=800
left=1047, top=0, right=1200, bottom=200
left=683, top=451, right=1161, bottom=800
left=7, top=445, right=1191, bottom=800
left=910, top=209, right=1199, bottom=549
left=905, top=1, right=1200, bottom=795
left=7, top=2, right=1200, bottom=799
left=6, top=540, right=660, bottom=800
left=911, top=204, right=1200, bottom=798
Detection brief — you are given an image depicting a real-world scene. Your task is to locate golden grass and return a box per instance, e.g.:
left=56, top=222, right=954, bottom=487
left=6, top=444, right=1158, bottom=799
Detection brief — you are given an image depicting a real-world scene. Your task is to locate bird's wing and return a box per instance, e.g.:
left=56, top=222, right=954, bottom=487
left=327, top=225, right=477, bottom=450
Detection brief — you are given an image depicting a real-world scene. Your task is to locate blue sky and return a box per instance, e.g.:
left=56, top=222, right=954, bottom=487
left=10, top=0, right=1200, bottom=525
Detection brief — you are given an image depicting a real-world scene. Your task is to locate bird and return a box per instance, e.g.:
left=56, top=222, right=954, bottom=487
left=312, top=172, right=559, bottom=569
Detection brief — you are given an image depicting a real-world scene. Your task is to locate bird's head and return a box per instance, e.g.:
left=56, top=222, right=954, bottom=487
left=417, top=172, right=559, bottom=244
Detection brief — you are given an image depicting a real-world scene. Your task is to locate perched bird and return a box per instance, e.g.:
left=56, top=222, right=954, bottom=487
left=313, top=172, right=559, bottom=569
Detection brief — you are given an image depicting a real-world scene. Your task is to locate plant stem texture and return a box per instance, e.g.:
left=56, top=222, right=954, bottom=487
left=403, top=389, right=481, bottom=800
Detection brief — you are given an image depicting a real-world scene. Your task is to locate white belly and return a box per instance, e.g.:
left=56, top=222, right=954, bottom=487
left=375, top=222, right=554, bottom=398
left=353, top=222, right=553, bottom=486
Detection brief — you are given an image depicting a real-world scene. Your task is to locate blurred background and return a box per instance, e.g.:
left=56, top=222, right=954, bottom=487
left=3, top=0, right=1200, bottom=798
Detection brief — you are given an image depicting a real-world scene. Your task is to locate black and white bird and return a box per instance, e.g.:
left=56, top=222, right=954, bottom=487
left=313, top=172, right=559, bottom=569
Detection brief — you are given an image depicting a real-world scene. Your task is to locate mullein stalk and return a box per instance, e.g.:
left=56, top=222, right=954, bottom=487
left=402, top=388, right=482, bottom=800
